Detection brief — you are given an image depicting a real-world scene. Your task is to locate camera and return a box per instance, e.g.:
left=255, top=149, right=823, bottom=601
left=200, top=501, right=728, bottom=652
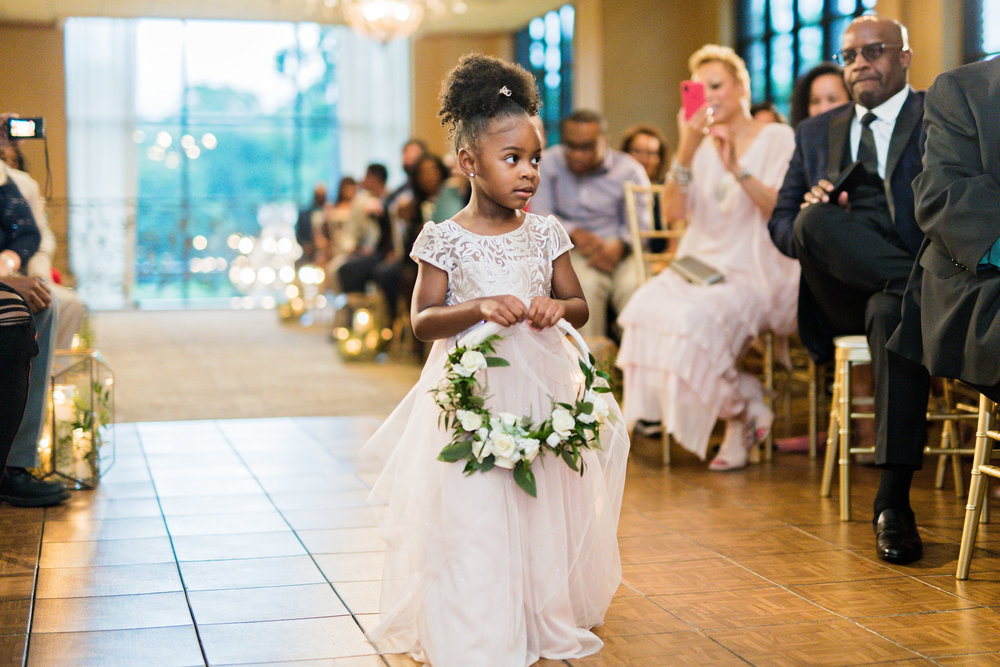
left=5, top=117, right=45, bottom=140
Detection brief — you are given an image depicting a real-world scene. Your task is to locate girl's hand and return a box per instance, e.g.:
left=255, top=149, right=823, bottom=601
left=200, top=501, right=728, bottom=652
left=479, top=295, right=527, bottom=326
left=527, top=296, right=566, bottom=329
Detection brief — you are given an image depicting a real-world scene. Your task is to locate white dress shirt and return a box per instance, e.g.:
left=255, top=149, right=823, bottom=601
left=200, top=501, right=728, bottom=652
left=850, top=85, right=912, bottom=179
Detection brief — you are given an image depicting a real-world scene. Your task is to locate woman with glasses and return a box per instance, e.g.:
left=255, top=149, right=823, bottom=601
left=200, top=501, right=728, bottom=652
left=617, top=44, right=799, bottom=471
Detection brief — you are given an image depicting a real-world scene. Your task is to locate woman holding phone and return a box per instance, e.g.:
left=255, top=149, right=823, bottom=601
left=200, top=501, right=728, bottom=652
left=617, top=44, right=799, bottom=470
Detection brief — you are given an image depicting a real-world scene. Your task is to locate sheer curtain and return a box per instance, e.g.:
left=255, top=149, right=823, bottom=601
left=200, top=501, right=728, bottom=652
left=336, top=31, right=411, bottom=185
left=65, top=18, right=138, bottom=309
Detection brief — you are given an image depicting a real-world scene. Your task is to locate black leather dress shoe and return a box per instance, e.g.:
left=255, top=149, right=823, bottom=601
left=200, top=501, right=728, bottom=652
left=0, top=467, right=70, bottom=507
left=875, top=508, right=922, bottom=564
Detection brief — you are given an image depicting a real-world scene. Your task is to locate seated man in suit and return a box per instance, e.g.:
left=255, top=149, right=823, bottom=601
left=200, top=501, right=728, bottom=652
left=769, top=16, right=929, bottom=564
left=888, top=58, right=1000, bottom=402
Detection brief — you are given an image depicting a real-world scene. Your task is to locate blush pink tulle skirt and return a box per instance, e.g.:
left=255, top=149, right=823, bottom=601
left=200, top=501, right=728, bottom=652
left=360, top=322, right=630, bottom=667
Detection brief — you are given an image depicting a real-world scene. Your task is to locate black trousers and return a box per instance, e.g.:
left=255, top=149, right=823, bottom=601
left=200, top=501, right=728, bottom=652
left=794, top=202, right=931, bottom=469
left=0, top=285, right=37, bottom=478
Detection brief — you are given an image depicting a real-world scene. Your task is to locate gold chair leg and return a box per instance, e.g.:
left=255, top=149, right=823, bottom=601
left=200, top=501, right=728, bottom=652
left=820, top=375, right=840, bottom=498
left=661, top=429, right=671, bottom=466
left=808, top=359, right=819, bottom=460
left=763, top=332, right=774, bottom=463
left=957, top=395, right=995, bottom=580
left=838, top=358, right=853, bottom=521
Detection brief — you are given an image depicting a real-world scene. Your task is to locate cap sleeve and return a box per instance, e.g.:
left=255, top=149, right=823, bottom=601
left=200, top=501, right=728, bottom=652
left=546, top=215, right=573, bottom=260
left=409, top=221, right=451, bottom=271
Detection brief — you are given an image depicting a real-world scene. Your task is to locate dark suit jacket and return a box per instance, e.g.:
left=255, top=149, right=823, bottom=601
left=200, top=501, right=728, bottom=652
left=888, top=58, right=1000, bottom=387
left=768, top=89, right=926, bottom=361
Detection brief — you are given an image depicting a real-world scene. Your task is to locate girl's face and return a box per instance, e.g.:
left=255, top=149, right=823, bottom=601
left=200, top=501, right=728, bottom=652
left=693, top=61, right=746, bottom=124
left=627, top=133, right=662, bottom=181
left=468, top=115, right=542, bottom=211
left=808, top=73, right=851, bottom=118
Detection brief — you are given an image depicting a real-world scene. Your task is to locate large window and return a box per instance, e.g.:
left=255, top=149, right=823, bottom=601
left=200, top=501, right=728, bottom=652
left=65, top=18, right=409, bottom=308
left=736, top=0, right=876, bottom=113
left=515, top=5, right=574, bottom=145
left=965, top=0, right=1000, bottom=61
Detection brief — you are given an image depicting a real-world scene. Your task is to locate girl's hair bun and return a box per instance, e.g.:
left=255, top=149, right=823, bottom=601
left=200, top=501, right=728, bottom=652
left=439, top=53, right=541, bottom=150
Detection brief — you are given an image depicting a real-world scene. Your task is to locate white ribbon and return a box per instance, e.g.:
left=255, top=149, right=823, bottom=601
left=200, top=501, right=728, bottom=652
left=456, top=319, right=593, bottom=369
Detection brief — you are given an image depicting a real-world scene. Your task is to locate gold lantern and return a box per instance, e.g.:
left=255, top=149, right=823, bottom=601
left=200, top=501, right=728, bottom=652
left=41, top=350, right=115, bottom=489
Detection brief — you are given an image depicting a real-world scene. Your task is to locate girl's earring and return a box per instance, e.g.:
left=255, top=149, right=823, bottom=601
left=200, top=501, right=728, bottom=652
left=469, top=172, right=475, bottom=178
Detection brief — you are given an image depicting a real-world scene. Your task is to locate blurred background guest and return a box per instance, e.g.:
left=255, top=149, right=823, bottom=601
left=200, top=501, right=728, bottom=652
left=430, top=154, right=471, bottom=223
left=620, top=124, right=669, bottom=252
left=296, top=182, right=328, bottom=266
left=788, top=62, right=851, bottom=127
left=617, top=44, right=799, bottom=471
left=750, top=100, right=788, bottom=125
left=532, top=109, right=650, bottom=339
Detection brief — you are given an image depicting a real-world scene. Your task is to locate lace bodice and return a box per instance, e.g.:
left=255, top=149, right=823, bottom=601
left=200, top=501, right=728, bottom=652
left=410, top=213, right=573, bottom=306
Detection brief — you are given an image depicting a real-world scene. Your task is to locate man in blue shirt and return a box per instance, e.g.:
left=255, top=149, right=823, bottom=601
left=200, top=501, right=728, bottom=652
left=530, top=109, right=650, bottom=339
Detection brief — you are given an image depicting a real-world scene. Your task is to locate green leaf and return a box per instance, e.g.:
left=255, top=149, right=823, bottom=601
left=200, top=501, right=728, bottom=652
left=438, top=440, right=472, bottom=462
left=479, top=456, right=496, bottom=472
left=485, top=357, right=510, bottom=367
left=561, top=448, right=579, bottom=471
left=514, top=462, right=537, bottom=497
left=592, top=386, right=612, bottom=393
left=580, top=402, right=593, bottom=413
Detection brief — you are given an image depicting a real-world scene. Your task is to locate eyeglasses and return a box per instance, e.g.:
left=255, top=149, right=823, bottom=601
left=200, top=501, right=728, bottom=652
left=834, top=42, right=903, bottom=65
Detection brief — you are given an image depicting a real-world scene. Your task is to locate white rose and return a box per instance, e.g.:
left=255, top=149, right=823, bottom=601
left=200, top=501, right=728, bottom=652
left=578, top=412, right=596, bottom=424
left=498, top=412, right=518, bottom=428
left=546, top=432, right=562, bottom=447
left=585, top=391, right=610, bottom=420
left=476, top=427, right=490, bottom=441
left=453, top=350, right=487, bottom=377
left=489, top=431, right=519, bottom=469
left=551, top=408, right=576, bottom=437
left=456, top=409, right=482, bottom=432
left=520, top=437, right=540, bottom=463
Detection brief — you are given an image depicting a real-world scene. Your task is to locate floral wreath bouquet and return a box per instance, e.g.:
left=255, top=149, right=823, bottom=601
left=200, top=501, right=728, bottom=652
left=432, top=320, right=614, bottom=497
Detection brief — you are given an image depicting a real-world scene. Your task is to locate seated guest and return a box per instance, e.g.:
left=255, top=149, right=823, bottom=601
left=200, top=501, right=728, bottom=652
left=750, top=101, right=788, bottom=125
left=620, top=124, right=670, bottom=252
left=768, top=16, right=929, bottom=564
left=531, top=109, right=650, bottom=339
left=0, top=173, right=69, bottom=506
left=0, top=150, right=87, bottom=350
left=788, top=62, right=851, bottom=127
left=889, top=58, right=1000, bottom=401
left=0, top=283, right=36, bottom=478
left=430, top=154, right=471, bottom=224
left=616, top=44, right=799, bottom=471
left=296, top=182, right=328, bottom=265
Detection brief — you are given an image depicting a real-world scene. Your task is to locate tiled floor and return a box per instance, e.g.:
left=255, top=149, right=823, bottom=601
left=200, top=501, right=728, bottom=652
left=3, top=417, right=1000, bottom=666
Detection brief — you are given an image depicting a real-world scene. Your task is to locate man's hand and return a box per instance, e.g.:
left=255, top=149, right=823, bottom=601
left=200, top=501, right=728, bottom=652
left=3, top=275, right=51, bottom=314
left=800, top=179, right=850, bottom=209
left=587, top=238, right=626, bottom=274
left=570, top=228, right=603, bottom=256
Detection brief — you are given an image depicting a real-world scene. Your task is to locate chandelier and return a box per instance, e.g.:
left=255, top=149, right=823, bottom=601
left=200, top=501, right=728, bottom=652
left=310, top=0, right=469, bottom=42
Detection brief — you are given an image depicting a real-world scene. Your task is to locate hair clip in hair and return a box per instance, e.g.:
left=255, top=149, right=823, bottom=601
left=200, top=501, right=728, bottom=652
left=499, top=86, right=512, bottom=97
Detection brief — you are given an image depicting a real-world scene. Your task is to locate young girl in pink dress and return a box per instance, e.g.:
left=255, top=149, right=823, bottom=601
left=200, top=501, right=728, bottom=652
left=361, top=54, right=630, bottom=666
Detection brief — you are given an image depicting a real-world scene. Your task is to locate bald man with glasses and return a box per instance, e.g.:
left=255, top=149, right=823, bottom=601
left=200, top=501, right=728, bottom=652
left=768, top=16, right=929, bottom=565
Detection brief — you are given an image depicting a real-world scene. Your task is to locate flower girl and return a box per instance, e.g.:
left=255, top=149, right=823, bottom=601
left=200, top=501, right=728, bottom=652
left=361, top=53, right=630, bottom=667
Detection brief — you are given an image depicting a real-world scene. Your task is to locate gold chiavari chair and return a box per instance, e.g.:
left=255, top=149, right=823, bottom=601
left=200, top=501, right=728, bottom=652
left=819, top=335, right=979, bottom=521
left=956, top=394, right=1000, bottom=580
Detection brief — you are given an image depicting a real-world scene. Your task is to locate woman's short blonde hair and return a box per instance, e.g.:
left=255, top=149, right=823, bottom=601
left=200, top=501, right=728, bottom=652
left=688, top=44, right=751, bottom=98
